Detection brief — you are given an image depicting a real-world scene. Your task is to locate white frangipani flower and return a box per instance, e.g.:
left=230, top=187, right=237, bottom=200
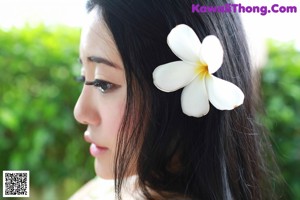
left=153, top=24, right=244, bottom=117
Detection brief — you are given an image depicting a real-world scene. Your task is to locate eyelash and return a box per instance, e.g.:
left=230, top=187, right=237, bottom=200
left=77, top=76, right=116, bottom=93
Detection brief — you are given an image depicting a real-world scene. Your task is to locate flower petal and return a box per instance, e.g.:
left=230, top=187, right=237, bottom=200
left=181, top=77, right=210, bottom=117
left=153, top=61, right=196, bottom=92
left=201, top=35, right=223, bottom=74
left=205, top=75, right=244, bottom=110
left=167, top=24, right=201, bottom=64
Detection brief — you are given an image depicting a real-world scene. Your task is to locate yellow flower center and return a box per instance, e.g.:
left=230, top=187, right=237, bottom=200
left=195, top=62, right=209, bottom=79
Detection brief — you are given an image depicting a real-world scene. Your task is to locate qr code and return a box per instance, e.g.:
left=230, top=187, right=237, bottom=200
left=2, top=170, right=30, bottom=197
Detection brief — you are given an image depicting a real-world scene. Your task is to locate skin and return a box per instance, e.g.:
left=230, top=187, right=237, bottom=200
left=74, top=6, right=126, bottom=179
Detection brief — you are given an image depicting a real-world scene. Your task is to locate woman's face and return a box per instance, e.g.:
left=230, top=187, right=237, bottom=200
left=74, top=7, right=126, bottom=179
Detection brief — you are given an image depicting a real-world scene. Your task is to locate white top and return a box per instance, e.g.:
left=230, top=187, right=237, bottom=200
left=69, top=175, right=143, bottom=200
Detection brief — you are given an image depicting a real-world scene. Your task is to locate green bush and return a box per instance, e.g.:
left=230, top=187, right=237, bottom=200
left=0, top=25, right=94, bottom=199
left=260, top=40, right=300, bottom=199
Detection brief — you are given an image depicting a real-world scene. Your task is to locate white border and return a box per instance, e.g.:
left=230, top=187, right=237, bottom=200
left=3, top=170, right=30, bottom=198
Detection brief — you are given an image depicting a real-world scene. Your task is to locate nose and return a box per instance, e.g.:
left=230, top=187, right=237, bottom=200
left=74, top=86, right=101, bottom=126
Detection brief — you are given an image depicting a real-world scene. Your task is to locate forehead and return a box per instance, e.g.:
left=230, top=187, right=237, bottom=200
left=80, top=6, right=121, bottom=64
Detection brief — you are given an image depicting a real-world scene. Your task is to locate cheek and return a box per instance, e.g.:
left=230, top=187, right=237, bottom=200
left=106, top=104, right=124, bottom=135
left=101, top=97, right=126, bottom=148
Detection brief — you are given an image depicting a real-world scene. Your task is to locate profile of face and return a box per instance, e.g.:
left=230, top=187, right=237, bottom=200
left=74, top=6, right=126, bottom=179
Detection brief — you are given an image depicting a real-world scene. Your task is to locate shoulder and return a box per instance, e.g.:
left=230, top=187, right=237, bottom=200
left=69, top=177, right=115, bottom=200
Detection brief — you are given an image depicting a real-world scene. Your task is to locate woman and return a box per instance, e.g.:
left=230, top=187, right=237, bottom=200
left=71, top=0, right=276, bottom=199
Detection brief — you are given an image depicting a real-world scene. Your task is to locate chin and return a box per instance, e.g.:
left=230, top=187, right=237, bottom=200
left=94, top=158, right=114, bottom=179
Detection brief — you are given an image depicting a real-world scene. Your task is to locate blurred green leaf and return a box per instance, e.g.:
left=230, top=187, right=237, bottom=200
left=260, top=40, right=300, bottom=200
left=0, top=25, right=93, bottom=199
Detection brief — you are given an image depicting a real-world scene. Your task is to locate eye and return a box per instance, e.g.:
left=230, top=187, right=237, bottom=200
left=92, top=79, right=115, bottom=93
left=79, top=76, right=117, bottom=93
left=75, top=75, right=85, bottom=83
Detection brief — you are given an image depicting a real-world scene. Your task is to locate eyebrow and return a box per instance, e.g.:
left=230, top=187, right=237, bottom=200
left=79, top=56, right=119, bottom=69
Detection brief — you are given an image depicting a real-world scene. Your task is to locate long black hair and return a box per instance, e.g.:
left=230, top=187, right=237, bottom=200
left=86, top=0, right=276, bottom=199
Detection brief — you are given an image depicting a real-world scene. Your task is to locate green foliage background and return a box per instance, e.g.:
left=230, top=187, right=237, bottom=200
left=260, top=41, right=300, bottom=199
left=0, top=26, right=299, bottom=199
left=0, top=25, right=94, bottom=199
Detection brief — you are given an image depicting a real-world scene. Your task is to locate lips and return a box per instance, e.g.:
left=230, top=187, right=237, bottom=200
left=84, top=131, right=108, bottom=157
left=89, top=143, right=108, bottom=157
